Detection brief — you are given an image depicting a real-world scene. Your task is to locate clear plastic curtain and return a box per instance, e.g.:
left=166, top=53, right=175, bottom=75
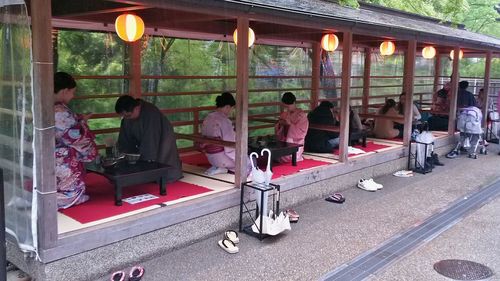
left=0, top=1, right=37, bottom=255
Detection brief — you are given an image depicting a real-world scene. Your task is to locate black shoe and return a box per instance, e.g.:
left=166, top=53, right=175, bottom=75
left=414, top=166, right=432, bottom=174
left=431, top=153, right=444, bottom=166
left=426, top=157, right=435, bottom=169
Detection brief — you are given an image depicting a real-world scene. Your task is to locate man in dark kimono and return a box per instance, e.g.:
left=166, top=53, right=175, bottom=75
left=115, top=95, right=183, bottom=183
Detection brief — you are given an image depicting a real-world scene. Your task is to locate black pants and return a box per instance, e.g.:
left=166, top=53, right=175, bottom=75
left=428, top=116, right=449, bottom=131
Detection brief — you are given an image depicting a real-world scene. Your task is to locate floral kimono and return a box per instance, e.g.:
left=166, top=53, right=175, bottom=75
left=54, top=102, right=97, bottom=209
left=275, top=108, right=309, bottom=162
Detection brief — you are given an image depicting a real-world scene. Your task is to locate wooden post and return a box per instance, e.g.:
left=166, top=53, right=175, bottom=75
left=362, top=48, right=371, bottom=114
left=482, top=51, right=492, bottom=128
left=0, top=170, right=5, bottom=281
left=234, top=17, right=249, bottom=188
left=129, top=40, right=142, bottom=98
left=448, top=46, right=461, bottom=135
left=339, top=31, right=352, bottom=163
left=402, top=40, right=416, bottom=146
left=31, top=0, right=58, bottom=249
left=311, top=42, right=321, bottom=109
left=433, top=54, right=441, bottom=94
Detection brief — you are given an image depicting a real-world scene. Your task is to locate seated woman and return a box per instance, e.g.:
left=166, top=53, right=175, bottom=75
left=54, top=72, right=97, bottom=209
left=275, top=92, right=309, bottom=162
left=373, top=99, right=403, bottom=139
left=397, top=92, right=421, bottom=121
left=305, top=101, right=339, bottom=153
left=428, top=83, right=450, bottom=131
left=395, top=92, right=421, bottom=131
left=201, top=92, right=237, bottom=175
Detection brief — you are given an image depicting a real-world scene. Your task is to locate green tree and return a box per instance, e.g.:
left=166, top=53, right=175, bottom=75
left=355, top=0, right=500, bottom=38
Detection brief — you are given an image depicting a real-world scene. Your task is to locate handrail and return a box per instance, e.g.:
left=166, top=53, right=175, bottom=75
left=358, top=113, right=404, bottom=122
left=175, top=133, right=236, bottom=148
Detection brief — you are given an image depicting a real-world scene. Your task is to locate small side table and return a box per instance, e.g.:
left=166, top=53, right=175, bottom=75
left=239, top=181, right=280, bottom=240
left=87, top=160, right=168, bottom=206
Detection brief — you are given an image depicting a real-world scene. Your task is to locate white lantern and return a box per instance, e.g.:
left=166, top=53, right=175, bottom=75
left=380, top=41, right=395, bottom=56
left=321, top=34, right=339, bottom=52
left=422, top=46, right=436, bottom=59
left=449, top=49, right=464, bottom=60
left=233, top=27, right=255, bottom=47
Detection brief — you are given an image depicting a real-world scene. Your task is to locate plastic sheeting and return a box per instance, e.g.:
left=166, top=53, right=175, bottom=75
left=0, top=1, right=37, bottom=256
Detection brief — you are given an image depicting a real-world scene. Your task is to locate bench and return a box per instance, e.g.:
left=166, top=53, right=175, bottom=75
left=308, top=124, right=367, bottom=147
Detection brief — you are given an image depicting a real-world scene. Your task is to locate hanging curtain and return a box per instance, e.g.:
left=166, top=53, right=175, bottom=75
left=0, top=0, right=37, bottom=256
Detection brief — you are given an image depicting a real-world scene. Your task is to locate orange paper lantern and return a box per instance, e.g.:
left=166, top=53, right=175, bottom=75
left=233, top=27, right=255, bottom=47
left=115, top=14, right=145, bottom=42
left=422, top=46, right=436, bottom=59
left=380, top=41, right=395, bottom=56
left=321, top=34, right=339, bottom=52
left=449, top=49, right=464, bottom=60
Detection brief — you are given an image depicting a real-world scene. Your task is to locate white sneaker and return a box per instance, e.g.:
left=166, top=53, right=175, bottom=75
left=205, top=166, right=228, bottom=176
left=367, top=178, right=383, bottom=189
left=357, top=179, right=378, bottom=191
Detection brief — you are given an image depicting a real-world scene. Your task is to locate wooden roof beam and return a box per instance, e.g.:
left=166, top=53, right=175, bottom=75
left=50, top=0, right=146, bottom=17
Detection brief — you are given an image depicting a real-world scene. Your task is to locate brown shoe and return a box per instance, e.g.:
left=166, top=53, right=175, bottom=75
left=285, top=209, right=299, bottom=223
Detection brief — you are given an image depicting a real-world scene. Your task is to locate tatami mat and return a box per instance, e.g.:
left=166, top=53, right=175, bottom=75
left=182, top=163, right=239, bottom=183
left=305, top=141, right=402, bottom=161
left=367, top=138, right=404, bottom=145
left=57, top=173, right=234, bottom=234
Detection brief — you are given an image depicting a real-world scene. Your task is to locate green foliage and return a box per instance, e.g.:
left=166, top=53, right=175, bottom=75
left=338, top=0, right=360, bottom=8
left=358, top=0, right=500, bottom=38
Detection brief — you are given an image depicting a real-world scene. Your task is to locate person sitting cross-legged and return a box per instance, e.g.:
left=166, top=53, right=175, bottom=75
left=200, top=92, right=239, bottom=175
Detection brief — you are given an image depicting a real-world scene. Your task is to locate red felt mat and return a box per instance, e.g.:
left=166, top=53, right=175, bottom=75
left=334, top=141, right=392, bottom=157
left=271, top=158, right=330, bottom=179
left=181, top=153, right=211, bottom=168
left=60, top=173, right=213, bottom=224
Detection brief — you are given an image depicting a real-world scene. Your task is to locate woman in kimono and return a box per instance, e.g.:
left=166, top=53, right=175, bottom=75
left=275, top=92, right=309, bottom=162
left=54, top=72, right=97, bottom=209
left=201, top=92, right=237, bottom=175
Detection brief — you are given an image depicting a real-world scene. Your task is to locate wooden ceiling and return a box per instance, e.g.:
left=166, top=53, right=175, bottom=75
left=25, top=0, right=484, bottom=53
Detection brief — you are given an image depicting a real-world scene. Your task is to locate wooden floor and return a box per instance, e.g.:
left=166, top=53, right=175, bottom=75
left=58, top=133, right=449, bottom=234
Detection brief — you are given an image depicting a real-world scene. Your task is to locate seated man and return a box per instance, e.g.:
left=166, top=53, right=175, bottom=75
left=457, top=80, right=477, bottom=108
left=305, top=102, right=365, bottom=152
left=115, top=95, right=183, bottom=183
left=305, top=101, right=339, bottom=153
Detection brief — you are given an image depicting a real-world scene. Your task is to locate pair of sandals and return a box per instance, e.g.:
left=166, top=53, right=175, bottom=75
left=111, top=266, right=144, bottom=281
left=285, top=209, right=300, bottom=223
left=218, top=230, right=239, bottom=254
left=325, top=193, right=345, bottom=204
